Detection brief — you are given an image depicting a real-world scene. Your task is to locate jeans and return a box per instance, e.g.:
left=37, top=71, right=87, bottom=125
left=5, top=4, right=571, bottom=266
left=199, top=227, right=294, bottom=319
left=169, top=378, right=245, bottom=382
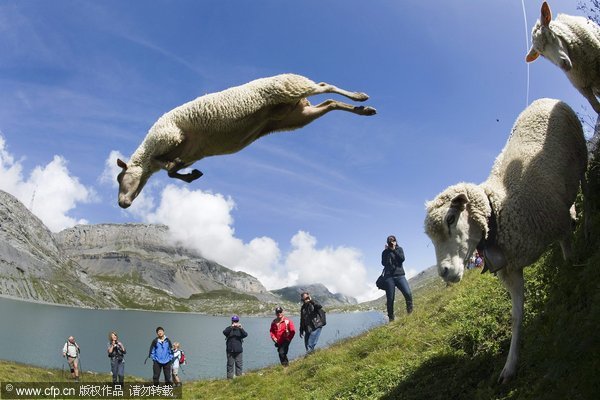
left=384, top=275, right=413, bottom=321
left=152, top=361, right=172, bottom=385
left=110, top=357, right=124, bottom=384
left=276, top=341, right=290, bottom=366
left=304, top=327, right=322, bottom=353
left=226, top=352, right=243, bottom=379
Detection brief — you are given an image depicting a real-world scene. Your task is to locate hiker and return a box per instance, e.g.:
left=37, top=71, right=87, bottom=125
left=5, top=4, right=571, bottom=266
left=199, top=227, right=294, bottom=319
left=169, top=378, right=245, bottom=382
left=381, top=235, right=413, bottom=321
left=107, top=331, right=126, bottom=384
left=223, top=314, right=248, bottom=379
left=171, top=342, right=183, bottom=387
left=299, top=292, right=325, bottom=353
left=148, top=326, right=174, bottom=385
left=62, top=336, right=81, bottom=381
left=270, top=307, right=295, bottom=367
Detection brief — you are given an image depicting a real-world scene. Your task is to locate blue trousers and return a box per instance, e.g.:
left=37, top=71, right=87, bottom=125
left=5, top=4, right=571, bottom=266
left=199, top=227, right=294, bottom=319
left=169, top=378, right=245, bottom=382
left=110, top=357, right=124, bottom=384
left=304, top=327, right=322, bottom=353
left=384, top=275, right=413, bottom=321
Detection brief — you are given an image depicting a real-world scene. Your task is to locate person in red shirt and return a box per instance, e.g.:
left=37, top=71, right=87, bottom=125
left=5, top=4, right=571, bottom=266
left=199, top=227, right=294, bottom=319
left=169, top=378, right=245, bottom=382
left=270, top=306, right=296, bottom=367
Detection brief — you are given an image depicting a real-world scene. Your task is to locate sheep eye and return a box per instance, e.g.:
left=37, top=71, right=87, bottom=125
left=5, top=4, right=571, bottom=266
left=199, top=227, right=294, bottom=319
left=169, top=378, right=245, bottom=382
left=446, top=215, right=456, bottom=227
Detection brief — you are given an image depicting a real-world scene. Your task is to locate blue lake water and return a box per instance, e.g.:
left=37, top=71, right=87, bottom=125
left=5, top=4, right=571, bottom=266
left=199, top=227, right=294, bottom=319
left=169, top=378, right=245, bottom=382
left=0, top=297, right=385, bottom=380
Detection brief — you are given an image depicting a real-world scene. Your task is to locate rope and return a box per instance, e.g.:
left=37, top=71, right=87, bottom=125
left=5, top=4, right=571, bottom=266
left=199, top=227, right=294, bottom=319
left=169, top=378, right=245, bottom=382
left=521, top=0, right=531, bottom=106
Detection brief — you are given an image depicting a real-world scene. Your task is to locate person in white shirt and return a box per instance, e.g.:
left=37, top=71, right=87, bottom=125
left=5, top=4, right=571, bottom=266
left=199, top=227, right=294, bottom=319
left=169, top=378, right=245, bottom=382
left=171, top=342, right=182, bottom=387
left=62, top=336, right=80, bottom=381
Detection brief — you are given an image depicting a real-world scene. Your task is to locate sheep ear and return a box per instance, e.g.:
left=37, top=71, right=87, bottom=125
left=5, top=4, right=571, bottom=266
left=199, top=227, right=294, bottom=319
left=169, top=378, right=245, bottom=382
left=541, top=1, right=552, bottom=27
left=117, top=158, right=128, bottom=170
left=450, top=193, right=468, bottom=211
left=526, top=47, right=540, bottom=62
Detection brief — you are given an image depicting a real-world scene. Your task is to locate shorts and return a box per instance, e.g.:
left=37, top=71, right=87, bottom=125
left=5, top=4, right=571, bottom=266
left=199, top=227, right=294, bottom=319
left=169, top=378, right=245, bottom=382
left=172, top=367, right=179, bottom=376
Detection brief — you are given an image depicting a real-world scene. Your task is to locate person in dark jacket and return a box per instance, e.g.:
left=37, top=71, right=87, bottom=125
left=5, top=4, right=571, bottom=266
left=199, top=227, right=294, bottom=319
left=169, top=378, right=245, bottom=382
left=107, top=331, right=126, bottom=384
left=299, top=292, right=325, bottom=353
left=148, top=326, right=174, bottom=385
left=381, top=235, right=413, bottom=321
left=223, top=315, right=248, bottom=379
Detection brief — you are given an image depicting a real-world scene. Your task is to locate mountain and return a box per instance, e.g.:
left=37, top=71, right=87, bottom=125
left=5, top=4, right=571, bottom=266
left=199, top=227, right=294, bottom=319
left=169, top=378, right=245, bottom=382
left=271, top=283, right=358, bottom=306
left=0, top=189, right=289, bottom=312
left=0, top=190, right=106, bottom=307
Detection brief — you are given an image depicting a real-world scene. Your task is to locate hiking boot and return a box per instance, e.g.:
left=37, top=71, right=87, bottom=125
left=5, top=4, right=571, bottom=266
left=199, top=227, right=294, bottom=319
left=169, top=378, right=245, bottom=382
left=407, top=305, right=414, bottom=314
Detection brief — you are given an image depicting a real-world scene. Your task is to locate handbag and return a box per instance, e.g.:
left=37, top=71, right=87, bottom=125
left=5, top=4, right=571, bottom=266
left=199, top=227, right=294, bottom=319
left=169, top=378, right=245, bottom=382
left=375, top=268, right=386, bottom=290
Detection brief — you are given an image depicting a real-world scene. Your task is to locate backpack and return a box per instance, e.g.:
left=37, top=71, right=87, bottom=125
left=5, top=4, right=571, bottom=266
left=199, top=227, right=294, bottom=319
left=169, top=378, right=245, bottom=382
left=178, top=350, right=186, bottom=365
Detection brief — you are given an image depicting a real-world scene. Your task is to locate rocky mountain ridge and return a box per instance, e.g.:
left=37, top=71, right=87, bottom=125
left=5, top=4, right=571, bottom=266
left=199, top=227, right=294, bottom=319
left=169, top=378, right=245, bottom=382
left=0, top=190, right=358, bottom=312
left=272, top=283, right=358, bottom=306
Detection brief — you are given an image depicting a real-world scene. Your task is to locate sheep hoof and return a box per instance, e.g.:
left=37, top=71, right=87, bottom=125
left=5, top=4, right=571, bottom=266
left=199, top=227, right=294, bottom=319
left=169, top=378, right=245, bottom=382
left=354, top=92, right=369, bottom=102
left=355, top=106, right=377, bottom=116
left=189, top=169, right=203, bottom=182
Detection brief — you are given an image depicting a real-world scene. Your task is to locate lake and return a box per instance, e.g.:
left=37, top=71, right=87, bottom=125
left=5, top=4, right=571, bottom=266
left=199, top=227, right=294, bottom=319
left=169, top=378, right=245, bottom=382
left=0, top=297, right=385, bottom=380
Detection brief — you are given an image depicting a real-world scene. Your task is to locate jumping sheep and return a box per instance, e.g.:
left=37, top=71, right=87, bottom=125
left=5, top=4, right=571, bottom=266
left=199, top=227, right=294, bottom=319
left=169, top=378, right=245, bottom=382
left=424, top=98, right=587, bottom=383
left=527, top=1, right=600, bottom=113
left=116, top=73, right=376, bottom=208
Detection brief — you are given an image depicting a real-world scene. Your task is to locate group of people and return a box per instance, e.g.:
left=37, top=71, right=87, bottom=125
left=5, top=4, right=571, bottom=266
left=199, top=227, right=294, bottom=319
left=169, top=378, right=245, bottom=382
left=61, top=327, right=184, bottom=386
left=60, top=290, right=328, bottom=383
left=60, top=235, right=411, bottom=384
left=267, top=292, right=326, bottom=368
left=228, top=291, right=326, bottom=378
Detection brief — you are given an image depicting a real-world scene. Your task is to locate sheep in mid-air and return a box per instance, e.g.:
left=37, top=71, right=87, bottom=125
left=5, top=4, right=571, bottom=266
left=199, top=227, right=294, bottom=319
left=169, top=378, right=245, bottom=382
left=424, top=98, right=587, bottom=383
left=116, top=73, right=376, bottom=208
left=526, top=1, right=600, bottom=113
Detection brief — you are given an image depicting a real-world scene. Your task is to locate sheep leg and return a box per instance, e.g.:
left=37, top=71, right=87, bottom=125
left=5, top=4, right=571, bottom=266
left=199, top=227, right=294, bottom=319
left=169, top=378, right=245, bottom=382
left=265, top=99, right=376, bottom=132
left=162, top=158, right=203, bottom=183
left=580, top=86, right=600, bottom=114
left=497, top=267, right=524, bottom=384
left=313, top=82, right=370, bottom=102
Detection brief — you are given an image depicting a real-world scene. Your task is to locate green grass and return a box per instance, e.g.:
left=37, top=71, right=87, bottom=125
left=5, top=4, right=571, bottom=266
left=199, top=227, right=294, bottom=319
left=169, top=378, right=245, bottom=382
left=0, top=360, right=143, bottom=383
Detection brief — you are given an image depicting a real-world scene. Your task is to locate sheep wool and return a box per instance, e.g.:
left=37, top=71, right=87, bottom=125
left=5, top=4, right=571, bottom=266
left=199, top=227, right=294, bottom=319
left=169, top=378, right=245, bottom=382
left=117, top=73, right=375, bottom=208
left=424, top=98, right=587, bottom=383
left=528, top=2, right=600, bottom=113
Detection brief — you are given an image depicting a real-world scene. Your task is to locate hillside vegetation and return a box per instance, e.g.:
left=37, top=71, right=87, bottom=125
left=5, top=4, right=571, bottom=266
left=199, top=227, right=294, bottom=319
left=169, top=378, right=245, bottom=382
left=182, top=161, right=600, bottom=399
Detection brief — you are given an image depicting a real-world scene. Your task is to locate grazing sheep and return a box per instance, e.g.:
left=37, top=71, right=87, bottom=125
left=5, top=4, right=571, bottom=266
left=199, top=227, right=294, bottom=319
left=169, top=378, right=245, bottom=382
left=526, top=1, right=600, bottom=113
left=424, top=98, right=587, bottom=383
left=116, top=73, right=376, bottom=208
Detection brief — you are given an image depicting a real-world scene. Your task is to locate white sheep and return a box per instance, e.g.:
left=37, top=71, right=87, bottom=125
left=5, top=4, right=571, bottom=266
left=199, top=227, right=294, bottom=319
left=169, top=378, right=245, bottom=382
left=424, top=98, right=587, bottom=384
left=116, top=73, right=376, bottom=208
left=526, top=1, right=600, bottom=113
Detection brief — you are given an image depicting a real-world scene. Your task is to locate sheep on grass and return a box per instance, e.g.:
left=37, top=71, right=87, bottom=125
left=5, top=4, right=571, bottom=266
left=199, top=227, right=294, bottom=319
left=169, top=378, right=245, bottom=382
left=424, top=98, right=587, bottom=384
left=527, top=1, right=600, bottom=113
left=116, top=73, right=376, bottom=208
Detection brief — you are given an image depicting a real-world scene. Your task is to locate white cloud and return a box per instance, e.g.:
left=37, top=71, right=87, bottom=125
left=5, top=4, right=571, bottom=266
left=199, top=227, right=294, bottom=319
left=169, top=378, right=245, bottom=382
left=139, top=184, right=379, bottom=301
left=0, top=134, right=93, bottom=232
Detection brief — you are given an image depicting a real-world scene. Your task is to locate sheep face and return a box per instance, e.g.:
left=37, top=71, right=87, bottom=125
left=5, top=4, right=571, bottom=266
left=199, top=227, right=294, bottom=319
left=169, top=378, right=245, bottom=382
left=526, top=2, right=573, bottom=71
left=425, top=188, right=488, bottom=283
left=116, top=159, right=147, bottom=209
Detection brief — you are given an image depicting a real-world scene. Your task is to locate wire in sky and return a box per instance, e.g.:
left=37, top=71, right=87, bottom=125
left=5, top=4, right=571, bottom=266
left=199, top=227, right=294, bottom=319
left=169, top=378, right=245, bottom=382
left=521, top=0, right=530, bottom=106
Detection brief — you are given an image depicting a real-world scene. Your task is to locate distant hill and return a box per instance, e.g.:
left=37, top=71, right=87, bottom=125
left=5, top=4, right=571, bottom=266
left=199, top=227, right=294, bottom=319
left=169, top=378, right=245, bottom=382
left=271, top=283, right=358, bottom=306
left=0, top=190, right=291, bottom=313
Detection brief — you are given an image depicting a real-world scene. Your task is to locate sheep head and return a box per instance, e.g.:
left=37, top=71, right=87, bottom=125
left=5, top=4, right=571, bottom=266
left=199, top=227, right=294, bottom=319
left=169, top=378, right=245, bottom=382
left=526, top=2, right=573, bottom=71
left=116, top=159, right=147, bottom=209
left=424, top=183, right=491, bottom=283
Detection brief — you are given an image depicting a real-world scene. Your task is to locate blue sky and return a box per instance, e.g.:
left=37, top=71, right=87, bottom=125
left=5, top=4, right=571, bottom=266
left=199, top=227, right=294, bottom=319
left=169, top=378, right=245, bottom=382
left=0, top=0, right=592, bottom=301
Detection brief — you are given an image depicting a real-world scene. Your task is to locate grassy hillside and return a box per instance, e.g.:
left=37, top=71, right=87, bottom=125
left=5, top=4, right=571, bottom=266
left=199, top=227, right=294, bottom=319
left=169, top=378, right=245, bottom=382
left=182, top=169, right=600, bottom=399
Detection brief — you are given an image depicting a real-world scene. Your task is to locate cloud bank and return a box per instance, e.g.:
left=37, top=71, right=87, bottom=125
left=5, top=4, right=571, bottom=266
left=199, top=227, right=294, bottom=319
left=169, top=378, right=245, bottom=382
left=135, top=183, right=380, bottom=302
left=0, top=134, right=92, bottom=232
